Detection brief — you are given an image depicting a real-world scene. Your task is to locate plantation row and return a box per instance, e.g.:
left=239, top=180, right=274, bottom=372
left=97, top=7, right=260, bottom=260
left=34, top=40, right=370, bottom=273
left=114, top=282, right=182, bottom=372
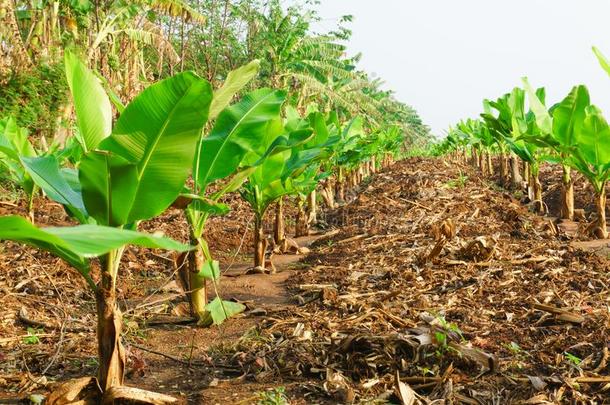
left=0, top=52, right=404, bottom=401
left=436, top=47, right=610, bottom=239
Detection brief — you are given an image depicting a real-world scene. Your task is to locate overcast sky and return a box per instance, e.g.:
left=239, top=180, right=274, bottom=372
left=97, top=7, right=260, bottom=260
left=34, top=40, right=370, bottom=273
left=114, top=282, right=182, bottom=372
left=294, top=0, right=610, bottom=136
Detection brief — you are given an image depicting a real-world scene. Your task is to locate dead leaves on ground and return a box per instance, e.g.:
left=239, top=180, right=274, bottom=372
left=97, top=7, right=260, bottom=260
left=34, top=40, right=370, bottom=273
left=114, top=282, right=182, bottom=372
left=216, top=158, right=610, bottom=403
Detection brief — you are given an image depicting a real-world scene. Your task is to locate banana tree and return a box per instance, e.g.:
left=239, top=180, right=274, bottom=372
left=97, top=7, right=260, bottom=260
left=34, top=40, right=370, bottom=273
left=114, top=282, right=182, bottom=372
left=457, top=119, right=496, bottom=176
left=286, top=110, right=339, bottom=238
left=508, top=86, right=553, bottom=212
left=482, top=93, right=524, bottom=188
left=566, top=104, right=610, bottom=238
left=331, top=116, right=366, bottom=203
left=522, top=79, right=589, bottom=221
left=239, top=121, right=314, bottom=270
left=179, top=61, right=288, bottom=324
left=9, top=54, right=210, bottom=400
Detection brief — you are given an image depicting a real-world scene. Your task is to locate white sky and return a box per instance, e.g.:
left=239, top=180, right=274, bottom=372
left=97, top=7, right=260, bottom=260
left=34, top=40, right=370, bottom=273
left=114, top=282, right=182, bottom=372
left=293, top=0, right=610, bottom=136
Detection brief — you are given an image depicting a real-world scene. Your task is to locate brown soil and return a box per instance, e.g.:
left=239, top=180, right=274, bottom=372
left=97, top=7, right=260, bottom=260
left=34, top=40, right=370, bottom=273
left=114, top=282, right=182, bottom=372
left=2, top=158, right=610, bottom=404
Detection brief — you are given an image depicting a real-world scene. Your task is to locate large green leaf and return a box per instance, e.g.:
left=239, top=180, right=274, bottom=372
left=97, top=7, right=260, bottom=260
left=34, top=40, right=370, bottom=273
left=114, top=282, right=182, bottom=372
left=209, top=60, right=260, bottom=120
left=578, top=105, right=610, bottom=168
left=195, top=89, right=286, bottom=191
left=47, top=224, right=192, bottom=257
left=21, top=156, right=88, bottom=223
left=99, top=72, right=213, bottom=223
left=522, top=78, right=552, bottom=135
left=307, top=112, right=330, bottom=147
left=199, top=297, right=246, bottom=327
left=79, top=151, right=138, bottom=226
left=508, top=87, right=527, bottom=137
left=64, top=51, right=112, bottom=152
left=0, top=216, right=192, bottom=288
left=552, top=85, right=590, bottom=147
left=0, top=216, right=191, bottom=258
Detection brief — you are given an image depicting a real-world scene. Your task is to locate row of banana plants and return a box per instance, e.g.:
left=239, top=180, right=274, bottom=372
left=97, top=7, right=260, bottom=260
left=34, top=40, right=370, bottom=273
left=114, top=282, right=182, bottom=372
left=0, top=52, right=404, bottom=401
left=435, top=47, right=610, bottom=239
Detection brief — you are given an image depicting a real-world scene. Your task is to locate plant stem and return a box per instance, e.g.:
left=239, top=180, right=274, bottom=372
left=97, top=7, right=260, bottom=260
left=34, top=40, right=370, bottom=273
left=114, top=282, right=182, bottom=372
left=273, top=197, right=285, bottom=250
left=561, top=165, right=574, bottom=221
left=96, top=250, right=125, bottom=392
left=510, top=153, right=522, bottom=190
left=253, top=213, right=266, bottom=268
left=595, top=187, right=608, bottom=239
left=295, top=196, right=308, bottom=237
left=307, top=190, right=317, bottom=226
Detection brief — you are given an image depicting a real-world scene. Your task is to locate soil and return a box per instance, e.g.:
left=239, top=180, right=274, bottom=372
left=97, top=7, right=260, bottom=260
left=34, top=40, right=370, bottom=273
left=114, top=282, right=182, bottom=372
left=1, top=157, right=610, bottom=404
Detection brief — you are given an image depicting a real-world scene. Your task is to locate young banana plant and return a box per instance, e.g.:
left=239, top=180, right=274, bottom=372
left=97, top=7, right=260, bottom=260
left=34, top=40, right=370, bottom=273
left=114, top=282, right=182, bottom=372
left=332, top=116, right=366, bottom=203
left=481, top=93, right=524, bottom=188
left=566, top=104, right=610, bottom=238
left=508, top=86, right=550, bottom=213
left=239, top=119, right=315, bottom=271
left=522, top=79, right=589, bottom=221
left=286, top=110, right=340, bottom=238
left=178, top=61, right=288, bottom=325
left=1, top=52, right=209, bottom=400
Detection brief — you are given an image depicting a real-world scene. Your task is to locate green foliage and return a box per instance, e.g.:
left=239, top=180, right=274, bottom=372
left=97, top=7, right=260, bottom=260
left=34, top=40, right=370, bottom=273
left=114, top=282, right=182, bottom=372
left=564, top=351, right=582, bottom=366
left=63, top=71, right=208, bottom=227
left=0, top=63, right=68, bottom=138
left=64, top=51, right=112, bottom=152
left=256, top=387, right=288, bottom=405
left=0, top=215, right=190, bottom=286
left=0, top=117, right=37, bottom=197
left=23, top=327, right=43, bottom=345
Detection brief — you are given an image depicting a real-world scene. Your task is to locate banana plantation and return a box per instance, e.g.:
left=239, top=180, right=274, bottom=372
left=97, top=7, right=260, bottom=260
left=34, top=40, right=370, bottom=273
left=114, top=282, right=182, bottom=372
left=1, top=1, right=609, bottom=404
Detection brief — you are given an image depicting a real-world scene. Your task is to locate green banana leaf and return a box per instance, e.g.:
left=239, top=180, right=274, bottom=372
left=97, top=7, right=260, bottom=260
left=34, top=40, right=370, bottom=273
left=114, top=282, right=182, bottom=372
left=522, top=78, right=552, bottom=135
left=552, top=85, right=589, bottom=148
left=98, top=72, right=213, bottom=224
left=578, top=105, right=610, bottom=168
left=21, top=156, right=88, bottom=223
left=79, top=151, right=139, bottom=226
left=593, top=46, right=610, bottom=78
left=195, top=89, right=286, bottom=191
left=209, top=60, right=261, bottom=120
left=0, top=215, right=192, bottom=289
left=0, top=117, right=36, bottom=194
left=199, top=297, right=246, bottom=327
left=64, top=51, right=112, bottom=152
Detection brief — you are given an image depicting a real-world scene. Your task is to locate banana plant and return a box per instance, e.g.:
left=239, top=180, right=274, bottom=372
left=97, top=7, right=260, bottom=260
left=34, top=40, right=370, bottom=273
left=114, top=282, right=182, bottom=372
left=481, top=93, right=524, bottom=188
left=286, top=110, right=339, bottom=239
left=179, top=61, right=288, bottom=325
left=239, top=120, right=314, bottom=271
left=0, top=117, right=37, bottom=218
left=522, top=79, right=590, bottom=221
left=269, top=108, right=340, bottom=248
left=566, top=104, right=610, bottom=238
left=3, top=54, right=210, bottom=399
left=508, top=86, right=552, bottom=213
left=457, top=119, right=496, bottom=176
left=331, top=116, right=366, bottom=203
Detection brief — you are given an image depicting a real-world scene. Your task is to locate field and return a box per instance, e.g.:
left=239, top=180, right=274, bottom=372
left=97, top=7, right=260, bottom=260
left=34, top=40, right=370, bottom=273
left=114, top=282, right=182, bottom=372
left=2, top=157, right=610, bottom=404
left=3, top=1, right=610, bottom=404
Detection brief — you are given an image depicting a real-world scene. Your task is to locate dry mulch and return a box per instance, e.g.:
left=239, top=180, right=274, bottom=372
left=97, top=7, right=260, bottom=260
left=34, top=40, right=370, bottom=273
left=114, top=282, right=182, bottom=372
left=213, top=157, right=610, bottom=403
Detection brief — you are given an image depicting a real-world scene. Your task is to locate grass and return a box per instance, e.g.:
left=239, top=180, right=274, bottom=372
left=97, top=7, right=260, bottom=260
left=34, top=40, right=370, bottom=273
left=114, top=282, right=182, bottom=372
left=256, top=387, right=288, bottom=405
left=444, top=171, right=468, bottom=189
